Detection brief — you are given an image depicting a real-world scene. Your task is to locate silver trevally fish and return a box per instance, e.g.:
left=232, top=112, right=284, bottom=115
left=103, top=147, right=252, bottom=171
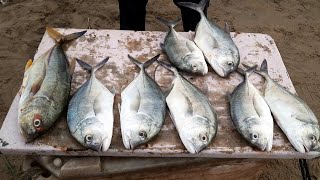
left=157, top=17, right=208, bottom=75
left=254, top=60, right=320, bottom=153
left=120, top=54, right=166, bottom=149
left=178, top=0, right=240, bottom=77
left=18, top=28, right=86, bottom=142
left=228, top=66, right=273, bottom=152
left=67, top=57, right=115, bottom=151
left=157, top=61, right=217, bottom=154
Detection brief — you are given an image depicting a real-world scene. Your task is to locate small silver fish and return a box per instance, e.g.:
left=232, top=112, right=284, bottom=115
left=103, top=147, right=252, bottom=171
left=120, top=54, right=166, bottom=149
left=229, top=66, right=273, bottom=152
left=157, top=17, right=208, bottom=75
left=157, top=61, right=217, bottom=154
left=67, top=58, right=115, bottom=152
left=178, top=0, right=240, bottom=77
left=255, top=60, right=320, bottom=153
left=18, top=28, right=86, bottom=142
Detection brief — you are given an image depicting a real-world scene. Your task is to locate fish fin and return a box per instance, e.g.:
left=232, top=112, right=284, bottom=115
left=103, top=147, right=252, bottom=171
left=294, top=114, right=318, bottom=125
left=69, top=58, right=76, bottom=76
left=160, top=43, right=165, bottom=50
left=181, top=90, right=193, bottom=116
left=25, top=59, right=33, bottom=71
left=93, top=95, right=103, bottom=116
left=185, top=41, right=197, bottom=53
left=46, top=27, right=87, bottom=44
left=156, top=16, right=181, bottom=28
left=110, top=86, right=116, bottom=95
left=260, top=59, right=268, bottom=74
left=156, top=60, right=179, bottom=76
left=224, top=21, right=231, bottom=35
left=237, top=65, right=257, bottom=78
left=163, top=83, right=174, bottom=97
left=178, top=0, right=207, bottom=15
left=31, top=81, right=42, bottom=95
left=76, top=57, right=110, bottom=74
left=128, top=54, right=160, bottom=69
left=252, top=93, right=269, bottom=118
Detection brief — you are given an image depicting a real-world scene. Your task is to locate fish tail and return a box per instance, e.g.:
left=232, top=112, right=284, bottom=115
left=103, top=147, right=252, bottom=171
left=46, top=27, right=87, bottom=44
left=156, top=60, right=179, bottom=76
left=237, top=65, right=257, bottom=78
left=156, top=17, right=181, bottom=29
left=128, top=54, right=160, bottom=69
left=178, top=0, right=207, bottom=15
left=76, top=57, right=109, bottom=74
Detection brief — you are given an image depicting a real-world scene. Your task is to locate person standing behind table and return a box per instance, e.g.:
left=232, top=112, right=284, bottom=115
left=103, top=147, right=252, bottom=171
left=118, top=0, right=210, bottom=31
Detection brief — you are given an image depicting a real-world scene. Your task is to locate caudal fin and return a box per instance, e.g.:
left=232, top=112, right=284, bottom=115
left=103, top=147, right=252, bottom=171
left=156, top=17, right=181, bottom=29
left=178, top=0, right=207, bottom=15
left=243, top=59, right=269, bottom=78
left=46, top=27, right=87, bottom=44
left=128, top=54, right=160, bottom=69
left=236, top=65, right=257, bottom=78
left=156, top=60, right=179, bottom=76
left=76, top=57, right=110, bottom=74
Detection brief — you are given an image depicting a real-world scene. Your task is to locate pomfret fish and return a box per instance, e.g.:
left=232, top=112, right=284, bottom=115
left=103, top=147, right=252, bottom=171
left=18, top=28, right=86, bottom=142
left=255, top=60, right=320, bottom=153
left=229, top=66, right=273, bottom=151
left=157, top=61, right=217, bottom=153
left=120, top=54, right=166, bottom=149
left=178, top=0, right=240, bottom=77
left=157, top=17, right=208, bottom=75
left=67, top=58, right=115, bottom=152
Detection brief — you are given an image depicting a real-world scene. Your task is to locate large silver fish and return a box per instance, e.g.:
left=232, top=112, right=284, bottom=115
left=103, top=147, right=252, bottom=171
left=67, top=58, right=115, bottom=152
left=229, top=66, right=273, bottom=152
left=18, top=28, right=86, bottom=142
left=178, top=0, right=240, bottom=77
left=255, top=60, right=320, bottom=153
left=120, top=54, right=166, bottom=149
left=157, top=17, right=208, bottom=75
left=157, top=61, right=217, bottom=154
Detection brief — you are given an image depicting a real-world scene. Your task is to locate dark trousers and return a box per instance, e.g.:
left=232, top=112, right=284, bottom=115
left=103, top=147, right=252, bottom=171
left=118, top=0, right=209, bottom=31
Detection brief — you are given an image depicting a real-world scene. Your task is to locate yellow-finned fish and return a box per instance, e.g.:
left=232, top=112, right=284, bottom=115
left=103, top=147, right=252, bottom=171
left=18, top=28, right=86, bottom=142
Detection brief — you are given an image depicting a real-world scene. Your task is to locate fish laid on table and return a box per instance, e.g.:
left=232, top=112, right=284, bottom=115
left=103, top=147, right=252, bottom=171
left=67, top=58, right=115, bottom=152
left=157, top=61, right=217, bottom=154
left=157, top=17, right=208, bottom=75
left=178, top=0, right=240, bottom=77
left=18, top=28, right=86, bottom=142
left=120, top=54, right=166, bottom=149
left=228, top=66, right=273, bottom=152
left=254, top=60, right=320, bottom=153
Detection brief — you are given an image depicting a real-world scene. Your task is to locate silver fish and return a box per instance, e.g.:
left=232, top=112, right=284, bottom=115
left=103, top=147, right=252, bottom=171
left=157, top=17, right=208, bottom=75
left=120, top=54, right=166, bottom=149
left=178, top=0, right=240, bottom=77
left=67, top=58, right=115, bottom=152
left=18, top=28, right=86, bottom=142
left=255, top=60, right=320, bottom=153
left=157, top=61, right=217, bottom=154
left=229, top=66, right=273, bottom=151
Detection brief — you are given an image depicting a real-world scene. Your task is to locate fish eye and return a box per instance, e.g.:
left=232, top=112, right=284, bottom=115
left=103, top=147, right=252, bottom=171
left=192, top=64, right=197, bottom=70
left=139, top=131, right=147, bottom=140
left=227, top=62, right=234, bottom=66
left=200, top=134, right=208, bottom=142
left=33, top=119, right=42, bottom=128
left=250, top=133, right=259, bottom=140
left=85, top=135, right=93, bottom=144
left=310, top=135, right=316, bottom=142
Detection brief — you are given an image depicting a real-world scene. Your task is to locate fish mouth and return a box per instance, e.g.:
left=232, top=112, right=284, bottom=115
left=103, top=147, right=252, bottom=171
left=99, top=137, right=111, bottom=152
left=209, top=60, right=227, bottom=77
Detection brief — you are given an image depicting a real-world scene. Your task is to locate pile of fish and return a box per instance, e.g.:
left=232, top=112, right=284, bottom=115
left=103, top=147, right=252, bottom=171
left=16, top=0, right=319, bottom=154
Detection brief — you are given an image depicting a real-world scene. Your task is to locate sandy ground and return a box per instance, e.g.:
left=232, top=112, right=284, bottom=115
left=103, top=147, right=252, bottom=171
left=0, top=0, right=320, bottom=179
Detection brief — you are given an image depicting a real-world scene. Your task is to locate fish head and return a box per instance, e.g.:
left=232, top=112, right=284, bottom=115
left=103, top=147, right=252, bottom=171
left=183, top=54, right=208, bottom=75
left=19, top=97, right=54, bottom=142
left=291, top=123, right=320, bottom=153
left=242, top=117, right=273, bottom=151
left=121, top=113, right=158, bottom=149
left=180, top=116, right=215, bottom=154
left=79, top=117, right=110, bottom=151
left=207, top=48, right=240, bottom=77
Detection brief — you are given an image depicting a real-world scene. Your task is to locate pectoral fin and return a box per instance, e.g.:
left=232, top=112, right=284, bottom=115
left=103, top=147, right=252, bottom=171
left=253, top=93, right=270, bottom=117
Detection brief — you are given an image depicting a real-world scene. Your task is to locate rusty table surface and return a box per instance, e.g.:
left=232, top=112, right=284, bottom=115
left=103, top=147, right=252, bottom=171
left=0, top=28, right=319, bottom=159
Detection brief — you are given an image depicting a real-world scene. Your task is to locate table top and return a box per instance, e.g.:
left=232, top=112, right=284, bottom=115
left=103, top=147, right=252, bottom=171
left=0, top=28, right=318, bottom=159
